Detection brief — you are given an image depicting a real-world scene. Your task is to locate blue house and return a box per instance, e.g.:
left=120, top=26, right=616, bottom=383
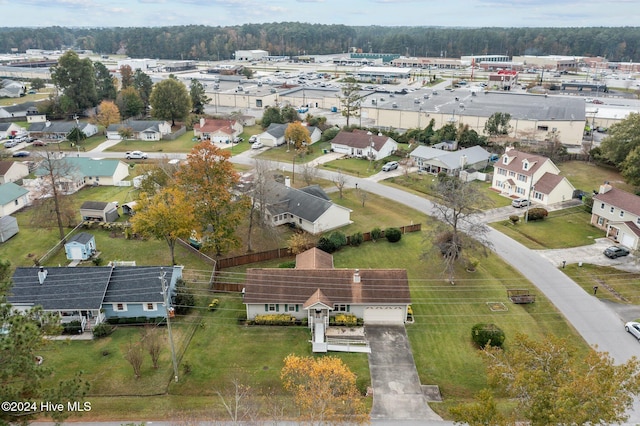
left=8, top=265, right=183, bottom=332
left=64, top=232, right=96, bottom=261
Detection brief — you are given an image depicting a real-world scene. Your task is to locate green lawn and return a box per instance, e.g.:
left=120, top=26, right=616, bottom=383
left=490, top=206, right=605, bottom=249
left=558, top=160, right=635, bottom=193
left=255, top=141, right=331, bottom=163
left=563, top=263, right=640, bottom=305
left=321, top=155, right=405, bottom=178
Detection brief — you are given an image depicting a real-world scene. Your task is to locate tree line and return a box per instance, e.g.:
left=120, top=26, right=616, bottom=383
left=1, top=24, right=640, bottom=62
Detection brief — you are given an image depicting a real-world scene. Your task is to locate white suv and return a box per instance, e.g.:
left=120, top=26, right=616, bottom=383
left=126, top=151, right=148, bottom=160
left=382, top=161, right=399, bottom=171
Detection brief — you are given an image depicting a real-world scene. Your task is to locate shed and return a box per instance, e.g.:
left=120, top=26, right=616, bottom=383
left=122, top=201, right=137, bottom=216
left=80, top=201, right=119, bottom=222
left=64, top=232, right=96, bottom=261
left=0, top=215, right=19, bottom=242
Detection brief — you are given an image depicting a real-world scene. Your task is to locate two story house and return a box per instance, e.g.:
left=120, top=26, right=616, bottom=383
left=491, top=147, right=575, bottom=206
left=591, top=183, right=640, bottom=250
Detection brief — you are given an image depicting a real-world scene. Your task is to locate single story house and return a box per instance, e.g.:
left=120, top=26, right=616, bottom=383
left=0, top=102, right=39, bottom=119
left=330, top=129, right=398, bottom=160
left=0, top=160, right=29, bottom=184
left=33, top=157, right=130, bottom=193
left=255, top=123, right=321, bottom=148
left=8, top=265, right=183, bottom=332
left=591, top=183, right=640, bottom=250
left=410, top=145, right=491, bottom=176
left=243, top=248, right=411, bottom=352
left=28, top=120, right=98, bottom=141
left=106, top=119, right=172, bottom=141
left=0, top=122, right=26, bottom=139
left=0, top=215, right=19, bottom=243
left=261, top=181, right=352, bottom=235
left=491, top=147, right=575, bottom=206
left=192, top=118, right=243, bottom=143
left=64, top=232, right=97, bottom=261
left=80, top=201, right=119, bottom=222
left=0, top=79, right=25, bottom=98
left=0, top=182, right=30, bottom=216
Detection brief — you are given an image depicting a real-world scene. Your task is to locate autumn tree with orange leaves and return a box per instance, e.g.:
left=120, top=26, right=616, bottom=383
left=176, top=141, right=248, bottom=256
left=281, top=354, right=368, bottom=424
left=284, top=121, right=312, bottom=154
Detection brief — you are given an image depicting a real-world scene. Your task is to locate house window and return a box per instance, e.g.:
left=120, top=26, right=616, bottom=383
left=267, top=304, right=276, bottom=312
left=600, top=203, right=605, bottom=210
left=114, top=303, right=127, bottom=312
left=508, top=171, right=516, bottom=177
left=523, top=161, right=529, bottom=170
left=598, top=217, right=605, bottom=226
left=256, top=99, right=263, bottom=107
left=498, top=168, right=507, bottom=176
left=610, top=207, right=615, bottom=213
left=517, top=174, right=527, bottom=182
left=143, top=303, right=156, bottom=311
left=620, top=210, right=625, bottom=218
left=14, top=200, right=18, bottom=206
left=502, top=156, right=508, bottom=165
left=636, top=217, right=640, bottom=225
left=298, top=218, right=302, bottom=224
left=537, top=125, right=549, bottom=131
left=516, top=187, right=525, bottom=195
left=334, top=304, right=349, bottom=312
left=534, top=192, right=543, bottom=200
left=286, top=304, right=297, bottom=312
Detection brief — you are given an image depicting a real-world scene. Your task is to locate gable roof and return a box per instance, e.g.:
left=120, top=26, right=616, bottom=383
left=67, top=232, right=95, bottom=245
left=102, top=266, right=172, bottom=304
left=28, top=121, right=95, bottom=134
left=331, top=129, right=393, bottom=151
left=0, top=182, right=28, bottom=205
left=1, top=102, right=36, bottom=114
left=533, top=172, right=570, bottom=195
left=303, top=288, right=333, bottom=309
left=9, top=267, right=112, bottom=310
left=0, top=161, right=20, bottom=175
left=193, top=118, right=236, bottom=135
left=296, top=248, right=334, bottom=269
left=264, top=182, right=339, bottom=222
left=499, top=149, right=551, bottom=176
left=411, top=145, right=490, bottom=169
left=80, top=201, right=114, bottom=211
left=594, top=187, right=640, bottom=216
left=106, top=119, right=168, bottom=133
left=35, top=157, right=124, bottom=179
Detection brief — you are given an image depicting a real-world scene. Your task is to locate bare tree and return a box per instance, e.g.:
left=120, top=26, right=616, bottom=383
left=32, top=150, right=80, bottom=241
left=426, top=175, right=492, bottom=284
left=245, top=159, right=279, bottom=252
left=216, top=374, right=259, bottom=423
left=141, top=326, right=163, bottom=369
left=356, top=186, right=368, bottom=207
left=300, top=161, right=319, bottom=186
left=123, top=340, right=144, bottom=379
left=332, top=170, right=347, bottom=199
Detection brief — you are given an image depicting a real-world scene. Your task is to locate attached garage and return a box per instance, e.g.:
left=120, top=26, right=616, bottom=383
left=621, top=233, right=636, bottom=250
left=364, top=306, right=405, bottom=324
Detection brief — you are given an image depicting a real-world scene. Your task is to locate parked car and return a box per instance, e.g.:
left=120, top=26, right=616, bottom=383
left=382, top=161, right=399, bottom=171
left=251, top=141, right=264, bottom=150
left=603, top=246, right=630, bottom=259
left=32, top=140, right=48, bottom=146
left=511, top=198, right=531, bottom=208
left=12, top=151, right=30, bottom=157
left=249, top=135, right=258, bottom=143
left=125, top=150, right=148, bottom=160
left=625, top=321, right=640, bottom=340
left=233, top=137, right=243, bottom=143
left=592, top=99, right=604, bottom=104
left=4, top=140, right=18, bottom=148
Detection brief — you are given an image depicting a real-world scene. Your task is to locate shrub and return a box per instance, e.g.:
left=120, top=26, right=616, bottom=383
left=208, top=298, right=220, bottom=311
left=385, top=227, right=402, bottom=243
left=172, top=278, right=195, bottom=315
left=526, top=207, right=548, bottom=221
left=370, top=227, right=382, bottom=242
left=92, top=323, right=114, bottom=338
left=92, top=257, right=103, bottom=266
left=328, top=231, right=347, bottom=249
left=278, top=260, right=296, bottom=268
left=253, top=314, right=297, bottom=326
left=333, top=314, right=358, bottom=326
left=509, top=215, right=520, bottom=225
left=350, top=232, right=364, bottom=246
left=317, top=236, right=337, bottom=253
left=471, top=323, right=505, bottom=348
left=62, top=321, right=83, bottom=335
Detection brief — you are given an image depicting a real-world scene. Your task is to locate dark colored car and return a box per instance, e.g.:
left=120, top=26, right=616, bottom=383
left=12, top=151, right=30, bottom=157
left=603, top=246, right=630, bottom=259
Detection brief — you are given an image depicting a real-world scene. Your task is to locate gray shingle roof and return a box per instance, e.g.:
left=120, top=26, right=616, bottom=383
left=28, top=121, right=92, bottom=134
left=102, top=266, right=172, bottom=304
left=67, top=232, right=94, bottom=245
left=106, top=120, right=166, bottom=133
left=264, top=182, right=334, bottom=222
left=80, top=201, right=111, bottom=211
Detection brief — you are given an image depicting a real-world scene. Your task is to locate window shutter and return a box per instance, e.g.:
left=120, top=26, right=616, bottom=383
left=276, top=304, right=279, bottom=312
left=284, top=305, right=288, bottom=312
left=295, top=304, right=299, bottom=312
left=347, top=305, right=350, bottom=312
left=264, top=304, right=268, bottom=312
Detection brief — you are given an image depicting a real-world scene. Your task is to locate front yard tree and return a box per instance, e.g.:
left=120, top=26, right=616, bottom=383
left=339, top=77, right=363, bottom=127
left=133, top=69, right=154, bottom=110
left=285, top=121, right=311, bottom=153
left=92, top=100, right=121, bottom=130
left=427, top=175, right=491, bottom=283
left=116, top=86, right=145, bottom=119
left=189, top=78, right=210, bottom=114
left=177, top=141, right=247, bottom=256
left=94, top=61, right=117, bottom=101
left=50, top=50, right=98, bottom=115
left=600, top=112, right=640, bottom=179
left=281, top=354, right=367, bottom=424
left=483, top=333, right=640, bottom=425
left=130, top=186, right=197, bottom=265
left=149, top=76, right=192, bottom=126
left=483, top=112, right=512, bottom=138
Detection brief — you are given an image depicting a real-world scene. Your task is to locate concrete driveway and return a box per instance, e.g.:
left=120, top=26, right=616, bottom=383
left=366, top=325, right=442, bottom=421
left=536, top=237, right=640, bottom=273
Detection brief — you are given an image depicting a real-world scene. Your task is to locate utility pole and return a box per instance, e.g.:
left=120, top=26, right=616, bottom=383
left=160, top=269, right=179, bottom=382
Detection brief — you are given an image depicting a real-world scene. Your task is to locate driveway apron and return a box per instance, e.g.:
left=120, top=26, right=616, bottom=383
left=366, top=325, right=442, bottom=421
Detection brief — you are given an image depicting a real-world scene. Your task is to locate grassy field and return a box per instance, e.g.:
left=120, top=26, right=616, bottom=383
left=490, top=206, right=605, bottom=249
left=321, top=155, right=405, bottom=177
left=563, top=263, right=640, bottom=305
left=558, top=160, right=635, bottom=193
left=255, top=140, right=331, bottom=163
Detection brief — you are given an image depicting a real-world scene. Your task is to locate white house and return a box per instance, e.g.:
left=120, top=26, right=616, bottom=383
left=0, top=161, right=30, bottom=184
left=0, top=79, right=25, bottom=98
left=193, top=118, right=243, bottom=143
left=29, top=121, right=98, bottom=141
left=410, top=145, right=491, bottom=176
left=591, top=184, right=640, bottom=250
left=106, top=120, right=171, bottom=141
left=491, top=147, right=575, bottom=206
left=261, top=181, right=352, bottom=235
left=256, top=123, right=321, bottom=148
left=0, top=182, right=30, bottom=216
left=330, top=129, right=398, bottom=160
left=0, top=122, right=26, bottom=139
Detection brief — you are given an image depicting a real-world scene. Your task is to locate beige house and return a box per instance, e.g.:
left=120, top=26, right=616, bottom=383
left=0, top=182, right=30, bottom=216
left=491, top=147, right=575, bottom=205
left=193, top=118, right=243, bottom=143
left=591, top=184, right=640, bottom=250
left=0, top=161, right=29, bottom=184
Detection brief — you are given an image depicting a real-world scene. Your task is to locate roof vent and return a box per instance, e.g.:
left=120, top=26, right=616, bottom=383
left=38, top=267, right=48, bottom=284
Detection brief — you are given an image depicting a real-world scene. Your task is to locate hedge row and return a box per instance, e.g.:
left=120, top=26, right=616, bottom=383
left=106, top=316, right=165, bottom=325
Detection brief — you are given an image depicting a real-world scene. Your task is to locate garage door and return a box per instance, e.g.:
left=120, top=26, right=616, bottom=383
left=363, top=306, right=405, bottom=324
left=621, top=233, right=635, bottom=249
left=69, top=246, right=83, bottom=260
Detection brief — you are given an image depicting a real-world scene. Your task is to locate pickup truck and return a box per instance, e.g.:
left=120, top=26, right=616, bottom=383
left=125, top=151, right=148, bottom=160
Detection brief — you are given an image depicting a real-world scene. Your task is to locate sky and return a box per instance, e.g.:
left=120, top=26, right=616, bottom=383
left=1, top=0, right=639, bottom=28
